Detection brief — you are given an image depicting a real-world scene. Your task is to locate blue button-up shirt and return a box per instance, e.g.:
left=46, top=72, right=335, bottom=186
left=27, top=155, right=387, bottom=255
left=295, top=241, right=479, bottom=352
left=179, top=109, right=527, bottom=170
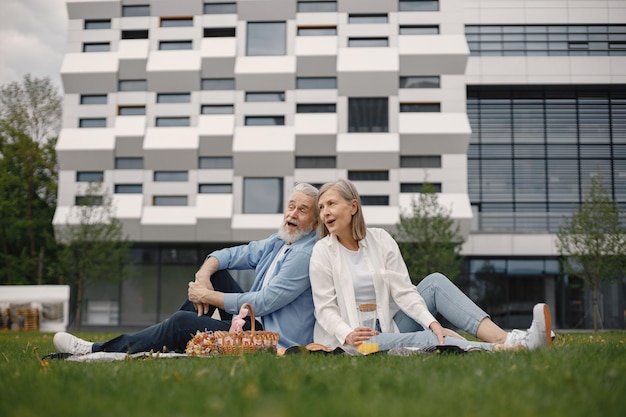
left=209, top=230, right=317, bottom=348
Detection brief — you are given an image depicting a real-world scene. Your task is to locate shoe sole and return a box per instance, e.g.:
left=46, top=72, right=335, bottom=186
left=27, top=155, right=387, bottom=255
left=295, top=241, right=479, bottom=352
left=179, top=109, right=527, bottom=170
left=543, top=304, right=552, bottom=349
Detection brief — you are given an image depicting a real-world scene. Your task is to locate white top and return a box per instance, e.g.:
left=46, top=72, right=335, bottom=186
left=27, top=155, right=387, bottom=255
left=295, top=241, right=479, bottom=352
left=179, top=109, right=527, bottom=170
left=339, top=244, right=375, bottom=306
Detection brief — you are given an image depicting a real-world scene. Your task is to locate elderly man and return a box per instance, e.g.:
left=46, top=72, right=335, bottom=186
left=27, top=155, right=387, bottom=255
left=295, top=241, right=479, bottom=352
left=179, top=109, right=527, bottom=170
left=53, top=182, right=319, bottom=354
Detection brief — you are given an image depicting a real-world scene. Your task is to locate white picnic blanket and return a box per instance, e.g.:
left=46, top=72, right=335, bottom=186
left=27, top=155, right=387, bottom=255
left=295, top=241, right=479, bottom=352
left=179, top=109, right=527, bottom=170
left=65, top=351, right=192, bottom=362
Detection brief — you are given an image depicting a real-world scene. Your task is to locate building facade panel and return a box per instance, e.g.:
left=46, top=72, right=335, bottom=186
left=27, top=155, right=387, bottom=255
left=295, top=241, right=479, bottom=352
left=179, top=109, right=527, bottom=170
left=58, top=0, right=625, bottom=330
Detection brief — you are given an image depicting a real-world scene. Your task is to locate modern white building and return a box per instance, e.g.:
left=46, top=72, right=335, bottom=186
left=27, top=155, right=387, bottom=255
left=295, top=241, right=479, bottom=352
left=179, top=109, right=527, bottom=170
left=54, top=0, right=626, bottom=329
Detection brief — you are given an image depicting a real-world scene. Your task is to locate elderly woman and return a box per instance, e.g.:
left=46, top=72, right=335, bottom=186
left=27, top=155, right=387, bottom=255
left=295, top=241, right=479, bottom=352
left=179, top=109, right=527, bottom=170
left=309, top=179, right=552, bottom=353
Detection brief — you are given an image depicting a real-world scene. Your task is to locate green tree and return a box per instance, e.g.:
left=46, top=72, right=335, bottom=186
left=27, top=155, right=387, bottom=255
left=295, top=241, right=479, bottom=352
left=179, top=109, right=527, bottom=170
left=394, top=182, right=465, bottom=283
left=0, top=74, right=61, bottom=284
left=56, top=182, right=131, bottom=330
left=556, top=175, right=626, bottom=332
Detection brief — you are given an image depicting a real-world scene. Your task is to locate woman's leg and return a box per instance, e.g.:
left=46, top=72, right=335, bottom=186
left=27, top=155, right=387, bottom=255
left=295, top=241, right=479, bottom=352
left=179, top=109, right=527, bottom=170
left=412, top=272, right=508, bottom=342
left=371, top=331, right=495, bottom=352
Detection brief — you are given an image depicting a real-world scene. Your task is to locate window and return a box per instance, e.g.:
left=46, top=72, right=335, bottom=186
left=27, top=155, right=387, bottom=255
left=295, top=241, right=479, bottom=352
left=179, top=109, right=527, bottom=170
left=401, top=183, right=442, bottom=193
left=247, top=22, right=286, bottom=56
left=75, top=196, right=103, bottom=206
left=85, top=19, right=111, bottom=29
left=201, top=78, right=235, bottom=90
left=296, top=77, right=336, bottom=89
left=115, top=184, right=143, bottom=194
left=399, top=1, right=439, bottom=12
left=118, top=106, right=146, bottom=116
left=121, top=30, right=149, bottom=39
left=115, top=157, right=144, bottom=169
left=199, top=184, right=233, bottom=193
left=83, top=42, right=110, bottom=52
left=80, top=94, right=107, bottom=104
left=154, top=171, right=188, bottom=182
left=77, top=171, right=104, bottom=182
left=297, top=1, right=337, bottom=12
left=468, top=84, right=626, bottom=233
left=204, top=27, right=236, bottom=37
left=295, top=156, right=336, bottom=168
left=465, top=24, right=626, bottom=56
left=203, top=2, right=237, bottom=14
left=297, top=26, right=337, bottom=36
left=400, top=103, right=441, bottom=112
left=157, top=93, right=191, bottom=103
left=79, top=118, right=106, bottom=128
left=348, top=38, right=389, bottom=47
left=296, top=103, right=336, bottom=113
left=361, top=196, right=389, bottom=206
left=348, top=14, right=388, bottom=24
left=243, top=178, right=283, bottom=214
left=122, top=5, right=150, bottom=17
left=159, top=40, right=192, bottom=50
left=348, top=171, right=389, bottom=181
left=153, top=196, right=188, bottom=206
left=245, top=116, right=285, bottom=126
left=160, top=17, right=193, bottom=27
left=245, top=92, right=285, bottom=102
left=400, top=155, right=441, bottom=168
left=348, top=98, right=388, bottom=133
left=399, top=25, right=439, bottom=35
left=201, top=105, right=234, bottom=114
left=155, top=117, right=190, bottom=127
left=199, top=157, right=233, bottom=169
left=119, top=79, right=147, bottom=91
left=400, top=76, right=440, bottom=88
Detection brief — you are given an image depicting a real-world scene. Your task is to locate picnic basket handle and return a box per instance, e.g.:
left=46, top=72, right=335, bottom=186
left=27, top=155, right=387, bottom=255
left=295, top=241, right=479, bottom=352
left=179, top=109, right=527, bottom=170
left=242, top=303, right=255, bottom=333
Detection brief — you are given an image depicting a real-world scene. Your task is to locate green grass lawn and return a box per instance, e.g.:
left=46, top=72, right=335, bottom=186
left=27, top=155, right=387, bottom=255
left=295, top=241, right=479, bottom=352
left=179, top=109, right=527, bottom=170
left=0, top=331, right=624, bottom=417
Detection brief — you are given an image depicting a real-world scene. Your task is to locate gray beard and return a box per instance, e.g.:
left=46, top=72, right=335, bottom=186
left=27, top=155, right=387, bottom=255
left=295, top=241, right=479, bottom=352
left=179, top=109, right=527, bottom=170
left=277, top=222, right=313, bottom=243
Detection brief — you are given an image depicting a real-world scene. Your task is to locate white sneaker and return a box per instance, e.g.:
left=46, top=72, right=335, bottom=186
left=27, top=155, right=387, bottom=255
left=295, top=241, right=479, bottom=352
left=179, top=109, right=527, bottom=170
left=526, top=303, right=552, bottom=350
left=53, top=332, right=94, bottom=355
left=503, top=303, right=553, bottom=350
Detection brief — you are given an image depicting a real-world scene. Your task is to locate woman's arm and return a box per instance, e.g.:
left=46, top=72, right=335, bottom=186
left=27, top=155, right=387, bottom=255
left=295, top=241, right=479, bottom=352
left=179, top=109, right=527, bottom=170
left=378, top=230, right=438, bottom=330
left=309, top=242, right=354, bottom=345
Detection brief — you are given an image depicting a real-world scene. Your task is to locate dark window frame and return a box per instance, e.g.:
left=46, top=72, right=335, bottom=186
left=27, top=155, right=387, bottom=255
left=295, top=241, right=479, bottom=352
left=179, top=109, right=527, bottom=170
left=204, top=27, right=236, bottom=37
left=121, top=29, right=149, bottom=39
left=84, top=19, right=111, bottom=30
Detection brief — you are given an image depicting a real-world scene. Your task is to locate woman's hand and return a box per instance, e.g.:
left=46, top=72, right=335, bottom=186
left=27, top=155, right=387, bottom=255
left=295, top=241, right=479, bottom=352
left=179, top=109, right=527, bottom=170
left=345, top=327, right=378, bottom=347
left=429, top=322, right=465, bottom=344
left=429, top=321, right=446, bottom=344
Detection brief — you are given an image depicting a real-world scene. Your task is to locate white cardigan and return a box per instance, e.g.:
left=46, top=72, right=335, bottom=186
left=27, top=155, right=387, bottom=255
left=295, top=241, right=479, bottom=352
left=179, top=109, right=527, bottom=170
left=309, top=227, right=437, bottom=348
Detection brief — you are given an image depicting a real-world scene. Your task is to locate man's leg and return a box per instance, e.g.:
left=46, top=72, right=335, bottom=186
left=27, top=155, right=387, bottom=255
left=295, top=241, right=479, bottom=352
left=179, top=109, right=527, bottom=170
left=206, top=269, right=244, bottom=320
left=93, top=270, right=246, bottom=353
left=92, top=311, right=231, bottom=353
left=178, top=269, right=244, bottom=319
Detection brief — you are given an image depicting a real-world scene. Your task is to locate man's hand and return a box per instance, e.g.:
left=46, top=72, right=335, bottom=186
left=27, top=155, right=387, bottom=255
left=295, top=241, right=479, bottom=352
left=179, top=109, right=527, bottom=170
left=188, top=281, right=212, bottom=316
left=194, top=258, right=217, bottom=291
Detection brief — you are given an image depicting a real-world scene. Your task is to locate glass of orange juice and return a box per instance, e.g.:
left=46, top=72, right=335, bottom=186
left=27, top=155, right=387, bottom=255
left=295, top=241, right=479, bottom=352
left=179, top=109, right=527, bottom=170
left=357, top=303, right=379, bottom=354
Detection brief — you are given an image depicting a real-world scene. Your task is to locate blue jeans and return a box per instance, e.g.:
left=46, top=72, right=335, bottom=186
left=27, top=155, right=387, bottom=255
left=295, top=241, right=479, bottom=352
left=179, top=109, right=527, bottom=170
left=92, top=271, right=262, bottom=353
left=370, top=272, right=495, bottom=351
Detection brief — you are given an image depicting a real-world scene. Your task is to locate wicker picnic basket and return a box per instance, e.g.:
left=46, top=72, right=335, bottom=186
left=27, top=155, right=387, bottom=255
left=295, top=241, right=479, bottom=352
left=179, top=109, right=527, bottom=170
left=211, top=303, right=280, bottom=355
